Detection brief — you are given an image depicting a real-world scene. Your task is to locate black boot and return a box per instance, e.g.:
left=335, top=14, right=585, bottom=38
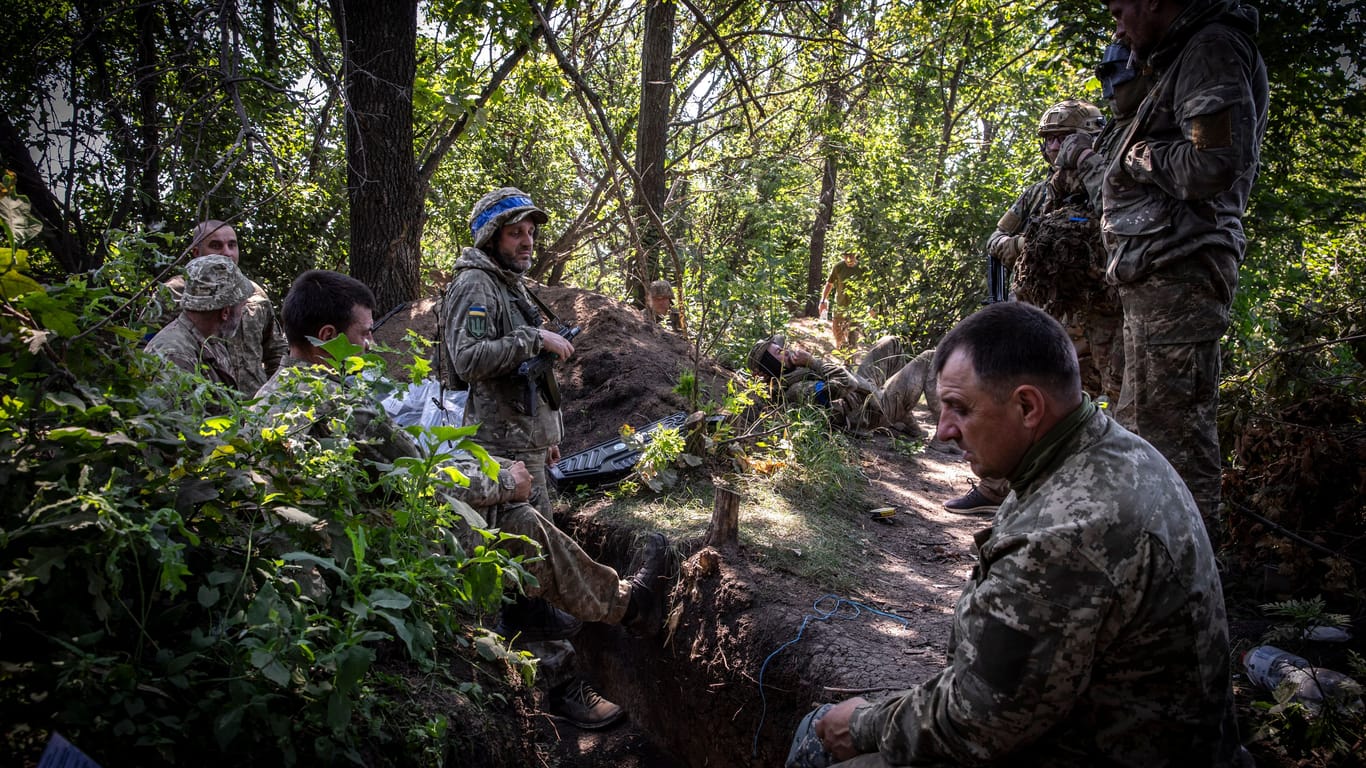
left=494, top=594, right=582, bottom=643
left=621, top=532, right=668, bottom=637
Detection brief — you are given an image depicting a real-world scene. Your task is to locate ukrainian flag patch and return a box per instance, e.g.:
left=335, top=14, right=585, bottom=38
left=465, top=305, right=488, bottom=338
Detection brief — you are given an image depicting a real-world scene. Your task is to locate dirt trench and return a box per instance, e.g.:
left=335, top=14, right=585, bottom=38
left=375, top=284, right=984, bottom=766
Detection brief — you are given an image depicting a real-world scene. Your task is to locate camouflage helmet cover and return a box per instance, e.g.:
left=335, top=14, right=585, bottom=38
left=1037, top=99, right=1105, bottom=136
left=648, top=278, right=673, bottom=297
left=181, top=254, right=253, bottom=311
left=468, top=187, right=549, bottom=248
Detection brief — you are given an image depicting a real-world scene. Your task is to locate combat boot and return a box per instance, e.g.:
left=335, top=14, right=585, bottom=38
left=548, top=678, right=624, bottom=730
left=620, top=532, right=668, bottom=637
left=493, top=594, right=582, bottom=643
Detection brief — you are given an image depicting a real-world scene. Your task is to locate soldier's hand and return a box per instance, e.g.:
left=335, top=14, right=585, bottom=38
left=546, top=444, right=561, bottom=465
left=814, top=696, right=868, bottom=761
left=989, top=233, right=1025, bottom=266
left=539, top=328, right=574, bottom=361
left=1055, top=132, right=1095, bottom=170
left=507, top=461, right=533, bottom=502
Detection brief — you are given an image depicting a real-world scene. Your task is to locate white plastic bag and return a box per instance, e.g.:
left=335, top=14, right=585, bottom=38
left=380, top=378, right=468, bottom=455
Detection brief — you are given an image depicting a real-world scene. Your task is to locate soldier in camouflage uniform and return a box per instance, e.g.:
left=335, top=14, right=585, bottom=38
left=1056, top=42, right=1154, bottom=412
left=819, top=251, right=863, bottom=348
left=164, top=220, right=290, bottom=394
left=800, top=303, right=1240, bottom=766
left=747, top=334, right=885, bottom=434
left=258, top=269, right=668, bottom=730
left=442, top=189, right=572, bottom=515
left=1095, top=0, right=1269, bottom=526
left=950, top=100, right=1107, bottom=516
left=145, top=254, right=254, bottom=388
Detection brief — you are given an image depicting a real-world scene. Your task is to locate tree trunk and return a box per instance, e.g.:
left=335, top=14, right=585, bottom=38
left=633, top=0, right=675, bottom=304
left=329, top=0, right=421, bottom=312
left=0, top=112, right=90, bottom=273
left=705, top=485, right=740, bottom=548
left=804, top=0, right=845, bottom=317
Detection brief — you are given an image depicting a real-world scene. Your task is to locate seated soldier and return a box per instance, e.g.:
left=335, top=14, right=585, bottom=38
left=256, top=269, right=668, bottom=729
left=746, top=333, right=883, bottom=433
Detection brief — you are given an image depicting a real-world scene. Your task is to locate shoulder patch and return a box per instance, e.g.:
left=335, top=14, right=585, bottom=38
left=464, top=305, right=488, bottom=338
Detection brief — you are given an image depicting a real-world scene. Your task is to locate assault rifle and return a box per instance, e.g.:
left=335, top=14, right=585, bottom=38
left=985, top=249, right=1009, bottom=304
left=517, top=323, right=581, bottom=416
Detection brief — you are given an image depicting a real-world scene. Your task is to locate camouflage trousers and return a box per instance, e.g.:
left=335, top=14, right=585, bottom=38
left=485, top=502, right=632, bottom=625
left=855, top=336, right=910, bottom=387
left=879, top=348, right=938, bottom=439
left=1117, top=253, right=1237, bottom=527
left=1065, top=310, right=1124, bottom=403
left=832, top=312, right=854, bottom=348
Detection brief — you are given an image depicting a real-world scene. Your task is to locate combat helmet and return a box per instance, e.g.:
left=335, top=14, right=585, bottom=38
left=1037, top=99, right=1105, bottom=137
left=180, top=254, right=253, bottom=312
left=468, top=187, right=548, bottom=248
left=1097, top=43, right=1137, bottom=101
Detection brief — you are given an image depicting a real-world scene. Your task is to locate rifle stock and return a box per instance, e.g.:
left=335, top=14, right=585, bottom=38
left=517, top=325, right=581, bottom=415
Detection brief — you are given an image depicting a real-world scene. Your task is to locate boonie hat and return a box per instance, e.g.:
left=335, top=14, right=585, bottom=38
left=469, top=187, right=549, bottom=248
left=181, top=254, right=253, bottom=311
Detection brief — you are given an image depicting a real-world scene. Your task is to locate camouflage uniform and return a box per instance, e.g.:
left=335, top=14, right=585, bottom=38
left=163, top=273, right=287, bottom=394
left=748, top=335, right=883, bottom=433
left=837, top=404, right=1239, bottom=766
left=1099, top=0, right=1269, bottom=522
left=145, top=313, right=238, bottom=388
left=254, top=358, right=633, bottom=624
left=878, top=348, right=939, bottom=440
left=443, top=246, right=564, bottom=513
left=145, top=254, right=253, bottom=390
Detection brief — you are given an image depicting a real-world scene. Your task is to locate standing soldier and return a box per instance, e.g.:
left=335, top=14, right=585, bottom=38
left=442, top=188, right=572, bottom=515
left=947, top=99, right=1105, bottom=516
left=819, top=251, right=863, bottom=349
left=1096, top=0, right=1269, bottom=527
left=145, top=254, right=254, bottom=388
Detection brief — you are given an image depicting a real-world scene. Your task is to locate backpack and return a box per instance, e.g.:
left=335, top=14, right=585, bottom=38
left=1015, top=201, right=1114, bottom=319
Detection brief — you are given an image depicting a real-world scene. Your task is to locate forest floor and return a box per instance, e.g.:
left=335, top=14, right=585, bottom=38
left=374, top=283, right=1357, bottom=768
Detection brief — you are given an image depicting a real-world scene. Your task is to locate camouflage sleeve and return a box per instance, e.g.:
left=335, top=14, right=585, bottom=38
left=987, top=182, right=1046, bottom=267
left=1078, top=150, right=1107, bottom=214
left=848, top=530, right=1119, bottom=763
left=432, top=452, right=507, bottom=509
left=444, top=271, right=543, bottom=383
left=148, top=344, right=200, bottom=376
left=1123, top=29, right=1263, bottom=201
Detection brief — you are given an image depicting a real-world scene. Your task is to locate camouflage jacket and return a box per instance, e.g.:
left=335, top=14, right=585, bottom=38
left=144, top=314, right=238, bottom=389
left=776, top=358, right=882, bottom=432
left=824, top=261, right=863, bottom=308
left=442, top=247, right=563, bottom=453
left=1100, top=0, right=1269, bottom=285
left=227, top=281, right=288, bottom=395
left=848, top=406, right=1239, bottom=766
left=160, top=275, right=286, bottom=394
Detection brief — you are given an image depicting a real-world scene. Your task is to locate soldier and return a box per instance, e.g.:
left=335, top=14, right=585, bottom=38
left=163, top=220, right=289, bottom=394
left=645, top=278, right=684, bottom=332
left=259, top=269, right=669, bottom=731
left=747, top=334, right=885, bottom=434
left=145, top=254, right=253, bottom=388
left=442, top=188, right=571, bottom=515
left=819, top=251, right=862, bottom=348
left=798, top=302, right=1240, bottom=766
left=947, top=99, right=1106, bottom=516
left=1095, top=0, right=1269, bottom=526
left=1052, top=42, right=1156, bottom=409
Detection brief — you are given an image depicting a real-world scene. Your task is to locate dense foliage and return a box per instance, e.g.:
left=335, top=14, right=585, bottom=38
left=3, top=0, right=1365, bottom=763
left=0, top=240, right=538, bottom=764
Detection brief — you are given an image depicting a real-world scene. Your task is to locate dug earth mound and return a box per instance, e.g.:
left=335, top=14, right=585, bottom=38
left=374, top=285, right=1010, bottom=765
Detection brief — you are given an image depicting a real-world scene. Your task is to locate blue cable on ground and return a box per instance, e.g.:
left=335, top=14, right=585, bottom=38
left=751, top=594, right=912, bottom=758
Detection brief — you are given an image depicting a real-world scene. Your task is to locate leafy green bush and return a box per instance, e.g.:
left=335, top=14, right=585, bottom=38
left=0, top=257, right=535, bottom=765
